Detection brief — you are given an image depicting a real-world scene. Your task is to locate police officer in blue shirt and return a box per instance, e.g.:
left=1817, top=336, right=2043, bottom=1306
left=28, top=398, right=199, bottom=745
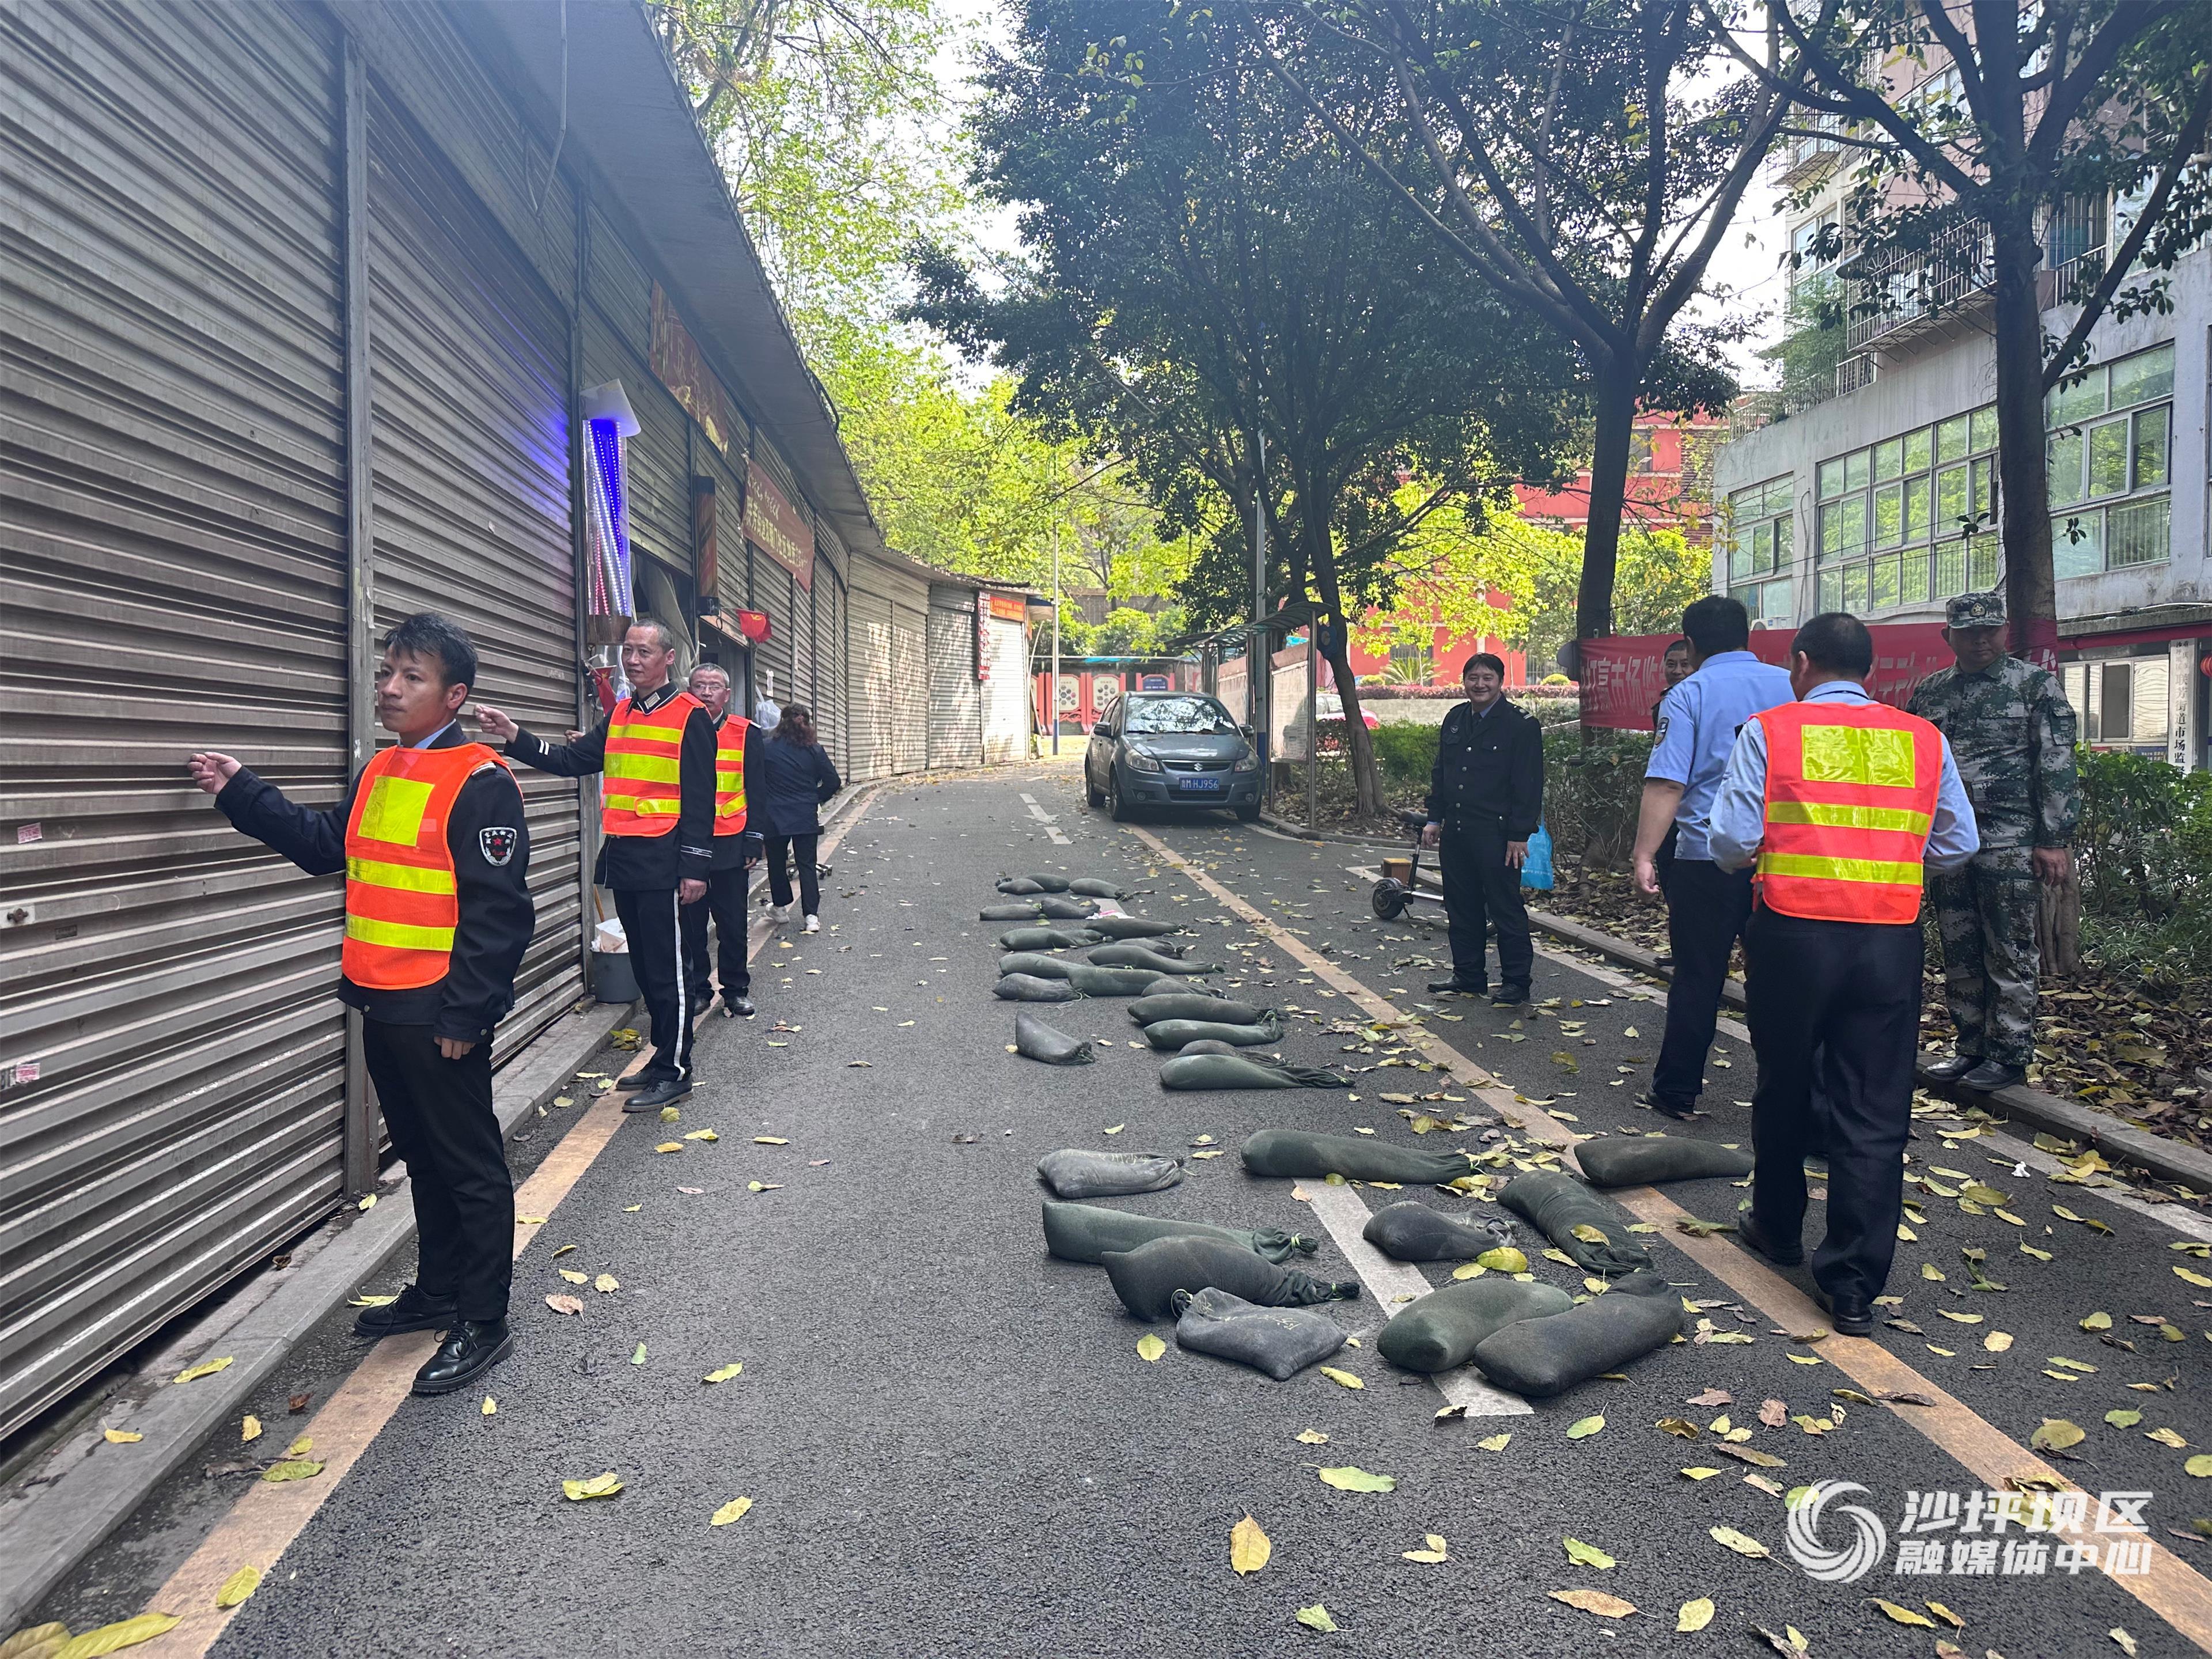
left=1630, top=596, right=1795, bottom=1119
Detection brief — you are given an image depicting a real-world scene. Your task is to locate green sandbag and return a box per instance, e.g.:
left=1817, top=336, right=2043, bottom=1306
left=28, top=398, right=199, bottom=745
left=1014, top=873, right=1073, bottom=891
left=995, top=974, right=1082, bottom=1003
left=1575, top=1135, right=1755, bottom=1189
left=1607, top=1267, right=1675, bottom=1298
left=1141, top=976, right=1210, bottom=997
left=1173, top=1287, right=1346, bottom=1380
left=1084, top=916, right=1183, bottom=940
left=1040, top=1199, right=1319, bottom=1265
left=1069, top=877, right=1137, bottom=899
left=1498, top=1171, right=1650, bottom=1278
left=1037, top=1148, right=1181, bottom=1198
left=1142, top=1018, right=1284, bottom=1051
left=1127, top=994, right=1270, bottom=1026
left=1062, top=963, right=1163, bottom=997
left=1159, top=1052, right=1349, bottom=1089
left=1377, top=1279, right=1575, bottom=1373
left=980, top=903, right=1044, bottom=921
left=1468, top=1286, right=1682, bottom=1397
left=1100, top=1236, right=1359, bottom=1322
left=1014, top=1012, right=1094, bottom=1065
left=999, top=952, right=1075, bottom=979
left=1089, top=944, right=1218, bottom=976
left=1361, top=1200, right=1514, bottom=1263
left=1035, top=896, right=1098, bottom=920
left=998, top=926, right=1103, bottom=951
left=1177, top=1039, right=1243, bottom=1056
left=997, top=877, right=1048, bottom=895
left=1240, top=1128, right=1471, bottom=1185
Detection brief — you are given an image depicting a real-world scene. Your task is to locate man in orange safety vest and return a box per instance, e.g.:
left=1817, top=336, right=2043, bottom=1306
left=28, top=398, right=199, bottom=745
left=681, top=661, right=762, bottom=1020
left=1707, top=611, right=1979, bottom=1336
left=190, top=613, right=534, bottom=1397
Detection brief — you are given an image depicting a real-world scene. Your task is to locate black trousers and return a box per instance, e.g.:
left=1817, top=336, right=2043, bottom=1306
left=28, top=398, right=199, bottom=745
left=765, top=832, right=820, bottom=914
left=681, top=862, right=753, bottom=1007
left=614, top=885, right=695, bottom=1082
left=1743, top=907, right=1923, bottom=1304
left=1437, top=817, right=1531, bottom=990
left=1652, top=858, right=1757, bottom=1110
left=363, top=1020, right=512, bottom=1322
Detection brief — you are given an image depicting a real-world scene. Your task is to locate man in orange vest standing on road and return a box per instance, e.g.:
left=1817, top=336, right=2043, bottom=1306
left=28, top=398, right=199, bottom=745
left=1708, top=612, right=1979, bottom=1336
left=681, top=661, right=762, bottom=1020
left=478, top=617, right=714, bottom=1113
left=190, top=613, right=534, bottom=1397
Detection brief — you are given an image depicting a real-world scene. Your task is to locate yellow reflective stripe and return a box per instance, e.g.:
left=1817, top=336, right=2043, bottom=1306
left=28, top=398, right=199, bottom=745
left=608, top=722, right=684, bottom=743
left=355, top=775, right=434, bottom=847
left=1800, top=724, right=1917, bottom=789
left=605, top=794, right=681, bottom=814
left=1759, top=852, right=1924, bottom=887
left=344, top=915, right=455, bottom=950
left=1764, top=801, right=1933, bottom=835
left=605, top=752, right=681, bottom=786
left=346, top=855, right=456, bottom=895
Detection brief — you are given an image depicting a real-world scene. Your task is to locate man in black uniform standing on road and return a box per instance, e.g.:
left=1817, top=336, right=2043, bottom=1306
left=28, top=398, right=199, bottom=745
left=1422, top=652, right=1544, bottom=1005
left=682, top=661, right=762, bottom=1019
left=189, top=613, right=533, bottom=1396
left=477, top=618, right=714, bottom=1112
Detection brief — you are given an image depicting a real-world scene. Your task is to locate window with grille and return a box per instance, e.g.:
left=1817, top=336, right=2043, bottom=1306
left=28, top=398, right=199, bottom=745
left=1723, top=476, right=1794, bottom=625
left=1814, top=404, right=1998, bottom=615
left=2050, top=343, right=2173, bottom=578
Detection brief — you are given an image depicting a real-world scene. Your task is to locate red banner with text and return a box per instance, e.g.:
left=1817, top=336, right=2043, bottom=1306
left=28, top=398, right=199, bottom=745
left=1578, top=624, right=1953, bottom=731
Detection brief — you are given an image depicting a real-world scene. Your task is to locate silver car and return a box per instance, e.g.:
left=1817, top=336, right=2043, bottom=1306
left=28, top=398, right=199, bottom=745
left=1084, top=692, right=1261, bottom=821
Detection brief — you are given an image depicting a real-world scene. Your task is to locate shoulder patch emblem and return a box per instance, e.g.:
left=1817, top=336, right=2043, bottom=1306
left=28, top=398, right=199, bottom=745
left=479, top=826, right=518, bottom=866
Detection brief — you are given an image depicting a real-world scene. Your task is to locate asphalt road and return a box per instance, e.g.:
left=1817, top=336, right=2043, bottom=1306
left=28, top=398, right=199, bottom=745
left=30, top=765, right=2212, bottom=1657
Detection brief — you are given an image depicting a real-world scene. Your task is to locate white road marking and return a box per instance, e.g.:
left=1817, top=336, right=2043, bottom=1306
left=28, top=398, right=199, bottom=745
left=1045, top=827, right=1071, bottom=845
left=1297, top=1180, right=1531, bottom=1419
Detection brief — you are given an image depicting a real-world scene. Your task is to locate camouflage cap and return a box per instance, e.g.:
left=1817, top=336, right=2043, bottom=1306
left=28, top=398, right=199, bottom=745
left=1945, top=590, right=2007, bottom=630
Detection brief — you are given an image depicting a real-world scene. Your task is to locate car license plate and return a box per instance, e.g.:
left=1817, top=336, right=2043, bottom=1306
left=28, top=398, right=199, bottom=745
left=1177, top=775, right=1222, bottom=792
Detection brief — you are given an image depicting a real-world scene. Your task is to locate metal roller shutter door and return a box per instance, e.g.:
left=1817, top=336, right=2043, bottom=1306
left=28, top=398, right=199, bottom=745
left=814, top=570, right=847, bottom=778
left=984, top=619, right=1028, bottom=762
left=848, top=586, right=894, bottom=781
left=365, top=79, right=582, bottom=1059
left=0, top=0, right=349, bottom=1438
left=751, top=560, right=795, bottom=710
left=926, top=604, right=981, bottom=770
left=891, top=604, right=929, bottom=774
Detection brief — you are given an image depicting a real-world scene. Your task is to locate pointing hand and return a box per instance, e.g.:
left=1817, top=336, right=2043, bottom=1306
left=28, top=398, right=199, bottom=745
left=187, top=752, right=242, bottom=795
left=472, top=704, right=518, bottom=743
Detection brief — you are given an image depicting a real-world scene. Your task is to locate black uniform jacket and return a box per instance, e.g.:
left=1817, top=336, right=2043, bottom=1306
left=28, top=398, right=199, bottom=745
left=1425, top=697, right=1545, bottom=840
left=504, top=679, right=715, bottom=890
left=217, top=722, right=535, bottom=1040
left=706, top=713, right=766, bottom=873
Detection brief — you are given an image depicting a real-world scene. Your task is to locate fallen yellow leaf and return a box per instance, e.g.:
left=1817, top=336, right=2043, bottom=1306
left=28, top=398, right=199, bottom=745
left=1873, top=1599, right=1936, bottom=1627
left=562, top=1471, right=623, bottom=1501
left=241, top=1415, right=262, bottom=1444
left=1230, top=1513, right=1272, bottom=1575
left=173, top=1357, right=234, bottom=1385
left=1319, top=1366, right=1365, bottom=1390
left=1136, top=1334, right=1166, bottom=1362
left=704, top=1363, right=744, bottom=1384
left=1317, top=1466, right=1396, bottom=1492
left=1549, top=1587, right=1636, bottom=1619
left=49, top=1614, right=181, bottom=1653
left=215, top=1563, right=262, bottom=1609
left=710, top=1496, right=754, bottom=1527
left=1676, top=1597, right=1715, bottom=1633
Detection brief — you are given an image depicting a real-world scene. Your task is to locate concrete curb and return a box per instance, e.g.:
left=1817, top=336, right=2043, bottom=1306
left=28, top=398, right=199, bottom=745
left=1254, top=810, right=1403, bottom=848
left=1524, top=905, right=2212, bottom=1196
left=0, top=997, right=638, bottom=1632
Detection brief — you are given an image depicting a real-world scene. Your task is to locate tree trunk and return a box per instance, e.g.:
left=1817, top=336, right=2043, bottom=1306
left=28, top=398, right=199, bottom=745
left=1574, top=368, right=1641, bottom=649
left=1308, top=528, right=1384, bottom=820
left=1990, top=218, right=2058, bottom=666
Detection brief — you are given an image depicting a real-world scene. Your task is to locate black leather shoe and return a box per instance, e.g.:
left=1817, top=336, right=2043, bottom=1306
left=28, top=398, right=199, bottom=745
left=1490, top=984, right=1530, bottom=1006
left=1639, top=1090, right=1700, bottom=1122
left=411, top=1319, right=513, bottom=1396
left=1813, top=1283, right=1874, bottom=1337
left=623, top=1077, right=691, bottom=1112
left=1961, top=1060, right=2025, bottom=1092
left=353, top=1283, right=456, bottom=1340
left=1426, top=976, right=1485, bottom=995
left=1922, top=1054, right=1979, bottom=1083
left=1737, top=1214, right=1805, bottom=1268
left=720, top=994, right=755, bottom=1019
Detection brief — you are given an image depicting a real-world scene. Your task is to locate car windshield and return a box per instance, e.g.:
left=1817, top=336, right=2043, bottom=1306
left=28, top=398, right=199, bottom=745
left=1122, top=695, right=1238, bottom=736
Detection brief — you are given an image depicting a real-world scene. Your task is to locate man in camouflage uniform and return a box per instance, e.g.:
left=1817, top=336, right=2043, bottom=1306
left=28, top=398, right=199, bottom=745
left=1907, top=591, right=2080, bottom=1091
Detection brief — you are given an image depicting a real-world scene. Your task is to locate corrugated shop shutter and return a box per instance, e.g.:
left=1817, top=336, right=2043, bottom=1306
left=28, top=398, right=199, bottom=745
left=926, top=600, right=982, bottom=770
left=366, top=78, right=582, bottom=1059
left=984, top=618, right=1029, bottom=762
left=751, top=558, right=796, bottom=712
left=892, top=603, right=929, bottom=773
left=848, top=585, right=894, bottom=781
left=811, top=526, right=849, bottom=779
left=0, top=0, right=350, bottom=1438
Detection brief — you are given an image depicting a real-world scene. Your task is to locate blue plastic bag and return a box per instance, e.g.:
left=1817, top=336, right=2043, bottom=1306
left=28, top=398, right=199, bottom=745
left=1520, top=823, right=1555, bottom=891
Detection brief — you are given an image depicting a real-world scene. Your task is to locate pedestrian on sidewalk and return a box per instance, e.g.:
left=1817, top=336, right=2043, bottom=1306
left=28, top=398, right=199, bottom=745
left=1649, top=638, right=1694, bottom=904
left=682, top=662, right=763, bottom=1019
left=476, top=618, right=714, bottom=1111
left=1709, top=611, right=1978, bottom=1335
left=188, top=613, right=532, bottom=1396
left=755, top=703, right=842, bottom=934
left=1422, top=653, right=1543, bottom=1006
left=1630, top=596, right=1794, bottom=1120
left=1907, top=590, right=2080, bottom=1092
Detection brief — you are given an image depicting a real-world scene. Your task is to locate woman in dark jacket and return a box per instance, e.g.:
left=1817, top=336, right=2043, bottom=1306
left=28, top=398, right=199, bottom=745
left=754, top=703, right=841, bottom=932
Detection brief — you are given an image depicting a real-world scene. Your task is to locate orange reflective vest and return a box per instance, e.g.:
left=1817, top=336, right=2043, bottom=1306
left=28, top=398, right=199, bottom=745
left=1751, top=698, right=1942, bottom=925
left=603, top=690, right=703, bottom=838
left=343, top=743, right=509, bottom=989
left=713, top=714, right=750, bottom=836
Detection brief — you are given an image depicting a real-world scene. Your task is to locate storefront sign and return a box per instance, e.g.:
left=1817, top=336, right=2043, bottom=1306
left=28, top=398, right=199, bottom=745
left=987, top=593, right=1028, bottom=622
left=743, top=458, right=816, bottom=590
left=975, top=592, right=992, bottom=683
left=1578, top=623, right=1952, bottom=730
left=650, top=285, right=734, bottom=455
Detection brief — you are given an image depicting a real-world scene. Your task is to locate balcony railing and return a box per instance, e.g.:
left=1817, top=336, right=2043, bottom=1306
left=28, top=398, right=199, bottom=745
left=1773, top=115, right=1846, bottom=187
left=1844, top=222, right=1995, bottom=354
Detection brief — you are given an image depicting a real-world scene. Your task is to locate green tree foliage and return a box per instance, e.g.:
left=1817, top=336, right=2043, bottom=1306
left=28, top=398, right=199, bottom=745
left=1748, top=273, right=1846, bottom=420
left=907, top=1, right=1581, bottom=816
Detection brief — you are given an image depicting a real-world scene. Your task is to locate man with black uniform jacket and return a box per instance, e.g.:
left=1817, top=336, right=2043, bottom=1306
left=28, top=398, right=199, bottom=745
left=478, top=618, right=713, bottom=1112
left=1422, top=652, right=1545, bottom=1005
left=682, top=661, right=762, bottom=1018
left=190, top=613, right=533, bottom=1396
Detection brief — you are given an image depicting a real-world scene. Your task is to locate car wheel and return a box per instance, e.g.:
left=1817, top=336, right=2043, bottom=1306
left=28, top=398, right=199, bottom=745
left=1107, top=770, right=1132, bottom=822
left=1086, top=772, right=1105, bottom=808
left=1233, top=802, right=1260, bottom=823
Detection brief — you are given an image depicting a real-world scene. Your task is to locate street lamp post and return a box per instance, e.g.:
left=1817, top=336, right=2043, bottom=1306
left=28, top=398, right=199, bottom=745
left=1049, top=489, right=1061, bottom=758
